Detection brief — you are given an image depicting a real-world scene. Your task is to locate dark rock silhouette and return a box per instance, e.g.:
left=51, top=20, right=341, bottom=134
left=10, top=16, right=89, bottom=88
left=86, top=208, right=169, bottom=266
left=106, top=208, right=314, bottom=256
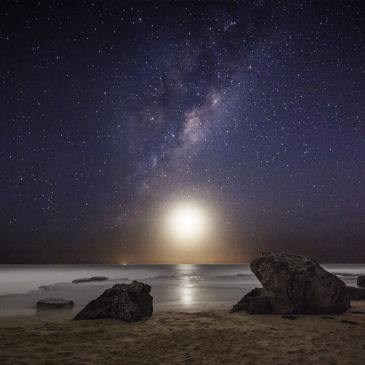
left=357, top=276, right=365, bottom=288
left=36, top=298, right=74, bottom=311
left=231, top=288, right=262, bottom=313
left=232, top=253, right=350, bottom=314
left=72, top=276, right=109, bottom=283
left=73, top=280, right=153, bottom=322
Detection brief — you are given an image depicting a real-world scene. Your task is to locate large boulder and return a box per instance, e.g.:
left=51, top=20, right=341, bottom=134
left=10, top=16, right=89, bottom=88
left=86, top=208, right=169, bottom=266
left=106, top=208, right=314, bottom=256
left=73, top=281, right=153, bottom=322
left=357, top=276, right=365, bottom=288
left=233, top=253, right=350, bottom=314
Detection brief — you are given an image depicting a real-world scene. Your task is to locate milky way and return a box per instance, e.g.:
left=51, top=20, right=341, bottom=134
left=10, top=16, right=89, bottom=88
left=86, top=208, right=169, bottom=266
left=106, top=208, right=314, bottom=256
left=1, top=0, right=364, bottom=263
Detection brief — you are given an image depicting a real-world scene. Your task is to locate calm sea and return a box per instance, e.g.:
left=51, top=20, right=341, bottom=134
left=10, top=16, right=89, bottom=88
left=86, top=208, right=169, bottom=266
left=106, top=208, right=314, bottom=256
left=0, top=264, right=364, bottom=317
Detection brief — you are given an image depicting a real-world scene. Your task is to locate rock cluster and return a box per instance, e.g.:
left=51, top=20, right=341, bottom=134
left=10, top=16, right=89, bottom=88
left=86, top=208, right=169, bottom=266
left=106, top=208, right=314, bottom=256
left=232, top=253, right=350, bottom=314
left=74, top=280, right=153, bottom=322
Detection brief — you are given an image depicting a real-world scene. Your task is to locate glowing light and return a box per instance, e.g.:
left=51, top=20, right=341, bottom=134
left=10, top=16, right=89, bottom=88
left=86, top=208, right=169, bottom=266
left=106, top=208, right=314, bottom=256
left=181, top=287, right=193, bottom=305
left=166, top=202, right=209, bottom=243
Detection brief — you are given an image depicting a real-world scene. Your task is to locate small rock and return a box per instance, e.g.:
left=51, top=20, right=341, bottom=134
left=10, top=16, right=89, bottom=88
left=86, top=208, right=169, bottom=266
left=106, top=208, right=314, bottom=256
left=321, top=316, right=334, bottom=319
left=357, top=276, right=365, bottom=288
left=38, top=286, right=51, bottom=291
left=36, top=298, right=74, bottom=311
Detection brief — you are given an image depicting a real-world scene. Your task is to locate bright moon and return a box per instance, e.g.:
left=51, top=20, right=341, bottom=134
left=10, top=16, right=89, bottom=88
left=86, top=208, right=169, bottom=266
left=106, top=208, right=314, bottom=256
left=166, top=203, right=208, bottom=242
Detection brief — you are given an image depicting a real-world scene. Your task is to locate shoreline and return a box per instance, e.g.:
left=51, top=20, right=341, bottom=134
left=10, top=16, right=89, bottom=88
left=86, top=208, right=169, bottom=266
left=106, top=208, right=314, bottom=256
left=0, top=302, right=364, bottom=364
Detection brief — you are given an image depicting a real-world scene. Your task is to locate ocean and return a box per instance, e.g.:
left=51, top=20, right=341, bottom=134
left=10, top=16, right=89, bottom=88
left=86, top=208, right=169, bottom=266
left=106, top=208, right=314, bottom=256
left=0, top=264, right=364, bottom=317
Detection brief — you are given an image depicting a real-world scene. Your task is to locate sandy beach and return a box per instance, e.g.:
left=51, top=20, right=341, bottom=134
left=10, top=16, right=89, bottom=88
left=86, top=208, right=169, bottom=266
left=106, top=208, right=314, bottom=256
left=0, top=302, right=364, bottom=365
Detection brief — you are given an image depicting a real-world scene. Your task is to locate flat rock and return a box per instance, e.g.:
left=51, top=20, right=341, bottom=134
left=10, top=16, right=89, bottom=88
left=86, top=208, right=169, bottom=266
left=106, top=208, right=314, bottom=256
left=72, top=276, right=109, bottom=283
left=357, top=276, right=365, bottom=288
left=73, top=280, right=153, bottom=322
left=36, top=298, right=74, bottom=311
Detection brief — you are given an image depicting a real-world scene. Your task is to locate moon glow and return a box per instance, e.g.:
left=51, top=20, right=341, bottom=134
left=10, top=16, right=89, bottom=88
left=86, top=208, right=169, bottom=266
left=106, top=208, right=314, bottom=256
left=166, top=203, right=209, bottom=243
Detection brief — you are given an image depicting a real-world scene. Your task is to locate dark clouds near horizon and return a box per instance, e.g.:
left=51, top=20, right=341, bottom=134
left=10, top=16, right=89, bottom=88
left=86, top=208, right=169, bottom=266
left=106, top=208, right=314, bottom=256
left=1, top=0, right=364, bottom=263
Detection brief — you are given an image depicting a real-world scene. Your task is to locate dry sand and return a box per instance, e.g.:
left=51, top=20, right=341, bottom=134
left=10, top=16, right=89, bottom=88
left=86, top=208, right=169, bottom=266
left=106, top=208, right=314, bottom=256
left=0, top=302, right=364, bottom=365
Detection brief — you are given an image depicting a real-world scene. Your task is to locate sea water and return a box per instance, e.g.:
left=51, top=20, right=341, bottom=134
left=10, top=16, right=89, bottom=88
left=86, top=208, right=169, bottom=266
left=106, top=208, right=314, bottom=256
left=0, top=264, right=364, bottom=317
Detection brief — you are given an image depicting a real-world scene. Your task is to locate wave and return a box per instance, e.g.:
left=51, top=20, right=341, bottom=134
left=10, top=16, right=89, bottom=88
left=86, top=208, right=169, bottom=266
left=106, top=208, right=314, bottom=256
left=149, top=273, right=254, bottom=281
left=332, top=272, right=358, bottom=277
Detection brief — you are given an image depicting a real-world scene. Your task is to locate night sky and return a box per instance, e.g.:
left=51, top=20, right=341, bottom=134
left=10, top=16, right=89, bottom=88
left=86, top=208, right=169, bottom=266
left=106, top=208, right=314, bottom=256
left=1, top=0, right=364, bottom=264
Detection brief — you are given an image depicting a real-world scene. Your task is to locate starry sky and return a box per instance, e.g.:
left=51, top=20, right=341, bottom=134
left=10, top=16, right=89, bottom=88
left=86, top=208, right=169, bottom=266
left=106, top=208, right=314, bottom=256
left=1, top=0, right=364, bottom=264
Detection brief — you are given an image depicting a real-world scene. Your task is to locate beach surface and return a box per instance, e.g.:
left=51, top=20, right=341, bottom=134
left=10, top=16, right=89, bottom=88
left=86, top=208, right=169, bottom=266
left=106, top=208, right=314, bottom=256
left=0, top=302, right=364, bottom=365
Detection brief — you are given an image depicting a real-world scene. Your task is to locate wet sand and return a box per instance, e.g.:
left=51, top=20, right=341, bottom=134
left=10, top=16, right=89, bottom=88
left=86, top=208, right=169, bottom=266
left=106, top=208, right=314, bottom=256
left=0, top=302, right=364, bottom=364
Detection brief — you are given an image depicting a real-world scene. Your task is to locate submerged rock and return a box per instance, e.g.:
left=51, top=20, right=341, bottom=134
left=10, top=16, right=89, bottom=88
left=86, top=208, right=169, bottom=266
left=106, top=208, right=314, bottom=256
left=72, top=276, right=109, bottom=283
left=232, top=252, right=350, bottom=315
left=36, top=298, right=74, bottom=311
left=73, top=280, right=153, bottom=322
left=357, top=276, right=365, bottom=288
left=38, top=285, right=51, bottom=291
